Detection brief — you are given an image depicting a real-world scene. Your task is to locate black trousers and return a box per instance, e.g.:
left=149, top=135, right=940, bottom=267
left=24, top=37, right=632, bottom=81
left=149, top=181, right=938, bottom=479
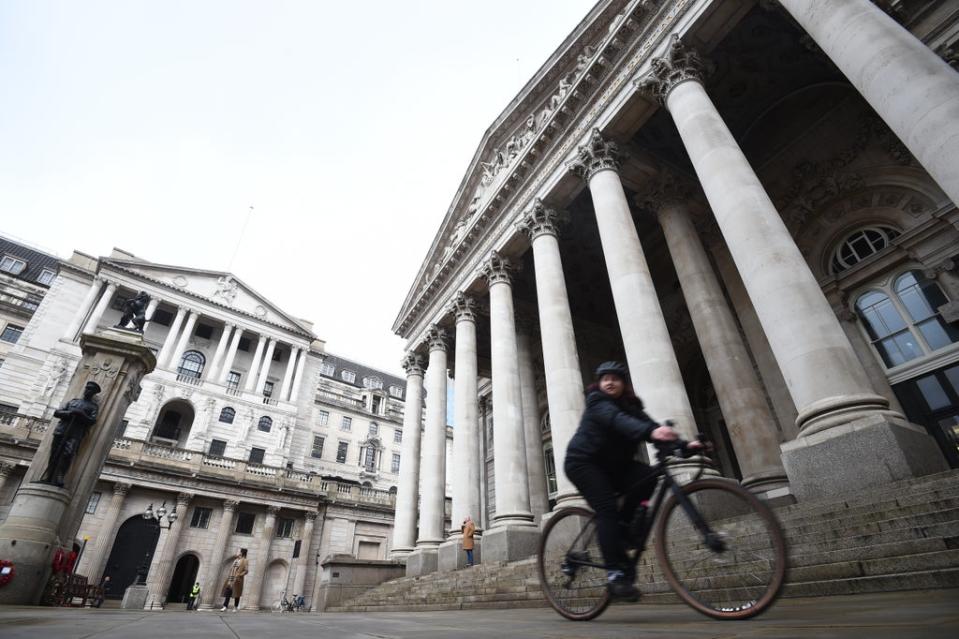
left=564, top=458, right=656, bottom=574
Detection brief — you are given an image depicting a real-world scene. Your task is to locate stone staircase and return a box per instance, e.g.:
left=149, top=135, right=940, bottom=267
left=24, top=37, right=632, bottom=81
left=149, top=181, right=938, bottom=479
left=328, top=470, right=959, bottom=612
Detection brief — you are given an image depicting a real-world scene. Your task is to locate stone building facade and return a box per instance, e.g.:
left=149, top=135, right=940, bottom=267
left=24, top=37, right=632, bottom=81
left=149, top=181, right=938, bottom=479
left=0, top=243, right=431, bottom=609
left=392, top=0, right=959, bottom=576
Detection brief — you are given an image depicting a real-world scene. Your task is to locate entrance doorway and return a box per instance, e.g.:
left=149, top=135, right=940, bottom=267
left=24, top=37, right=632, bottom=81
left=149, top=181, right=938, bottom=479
left=102, top=516, right=161, bottom=599
left=167, top=553, right=200, bottom=604
left=894, top=362, right=959, bottom=468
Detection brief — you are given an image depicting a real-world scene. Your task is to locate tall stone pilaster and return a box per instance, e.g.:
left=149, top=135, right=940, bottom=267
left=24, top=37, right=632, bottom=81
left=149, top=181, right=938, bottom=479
left=244, top=505, right=279, bottom=610
left=198, top=499, right=239, bottom=608
left=144, top=492, right=193, bottom=609
left=85, top=481, right=131, bottom=582
left=291, top=510, right=318, bottom=597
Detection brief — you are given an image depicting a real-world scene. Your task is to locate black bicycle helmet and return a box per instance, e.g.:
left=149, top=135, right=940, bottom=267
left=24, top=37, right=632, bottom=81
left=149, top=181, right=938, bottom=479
left=594, top=361, right=628, bottom=380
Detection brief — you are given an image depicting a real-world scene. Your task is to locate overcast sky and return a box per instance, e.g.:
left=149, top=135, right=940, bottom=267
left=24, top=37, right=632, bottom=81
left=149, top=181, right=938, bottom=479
left=0, top=0, right=596, bottom=375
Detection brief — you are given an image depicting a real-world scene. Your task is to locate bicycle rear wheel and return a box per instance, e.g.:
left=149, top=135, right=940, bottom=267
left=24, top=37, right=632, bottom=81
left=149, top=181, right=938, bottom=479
left=654, top=478, right=787, bottom=620
left=537, top=506, right=611, bottom=621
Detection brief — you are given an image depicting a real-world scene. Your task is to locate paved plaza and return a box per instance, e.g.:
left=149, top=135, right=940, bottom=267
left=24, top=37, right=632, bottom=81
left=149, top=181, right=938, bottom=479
left=1, top=590, right=957, bottom=639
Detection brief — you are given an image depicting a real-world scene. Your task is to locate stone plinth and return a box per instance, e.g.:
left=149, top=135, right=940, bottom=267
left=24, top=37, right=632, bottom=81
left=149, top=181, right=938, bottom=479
left=404, top=547, right=438, bottom=577
left=312, top=555, right=404, bottom=612
left=438, top=536, right=481, bottom=572
left=481, top=524, right=539, bottom=563
left=0, top=328, right=155, bottom=605
left=121, top=584, right=150, bottom=610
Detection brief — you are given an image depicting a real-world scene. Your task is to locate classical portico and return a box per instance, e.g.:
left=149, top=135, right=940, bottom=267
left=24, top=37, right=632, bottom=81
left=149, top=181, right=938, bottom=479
left=393, top=0, right=957, bottom=573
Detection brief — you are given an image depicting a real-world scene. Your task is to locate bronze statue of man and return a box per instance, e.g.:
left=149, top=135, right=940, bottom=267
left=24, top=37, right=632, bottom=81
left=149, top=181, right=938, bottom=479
left=40, top=381, right=101, bottom=487
left=114, top=291, right=150, bottom=333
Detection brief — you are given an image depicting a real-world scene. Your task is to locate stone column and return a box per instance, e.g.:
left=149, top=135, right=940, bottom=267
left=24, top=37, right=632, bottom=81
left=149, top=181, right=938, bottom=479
left=518, top=200, right=584, bottom=506
left=143, top=297, right=160, bottom=325
left=86, top=482, right=131, bottom=582
left=407, top=328, right=448, bottom=577
left=244, top=336, right=267, bottom=392
left=63, top=278, right=103, bottom=341
left=206, top=324, right=234, bottom=382
left=289, top=348, right=308, bottom=403
left=144, top=492, right=193, bottom=609
left=646, top=180, right=786, bottom=494
left=255, top=339, right=277, bottom=394
left=199, top=499, right=239, bottom=608
left=83, top=281, right=117, bottom=335
left=0, top=462, right=15, bottom=496
left=439, top=295, right=482, bottom=572
left=291, top=510, right=318, bottom=597
left=217, top=327, right=244, bottom=384
left=168, top=311, right=199, bottom=373
left=635, top=36, right=946, bottom=500
left=156, top=307, right=186, bottom=369
left=0, top=328, right=155, bottom=604
left=567, top=131, right=697, bottom=437
left=779, top=0, right=959, bottom=207
left=244, top=505, right=279, bottom=610
left=279, top=347, right=299, bottom=401
left=481, top=252, right=538, bottom=562
left=391, top=354, right=425, bottom=559
left=516, top=328, right=550, bottom=519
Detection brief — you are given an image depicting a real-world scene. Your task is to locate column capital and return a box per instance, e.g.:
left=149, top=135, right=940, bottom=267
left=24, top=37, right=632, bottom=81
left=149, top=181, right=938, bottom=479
left=176, top=492, right=194, bottom=507
left=266, top=505, right=281, bottom=516
left=567, top=128, right=622, bottom=181
left=304, top=510, right=319, bottom=522
left=481, top=251, right=517, bottom=287
left=634, top=34, right=713, bottom=105
left=634, top=171, right=698, bottom=212
left=518, top=198, right=569, bottom=240
left=0, top=462, right=14, bottom=477
left=401, top=352, right=426, bottom=377
left=113, top=482, right=131, bottom=496
left=449, top=292, right=478, bottom=323
left=425, top=325, right=450, bottom=353
left=223, top=499, right=240, bottom=511
left=922, top=257, right=956, bottom=280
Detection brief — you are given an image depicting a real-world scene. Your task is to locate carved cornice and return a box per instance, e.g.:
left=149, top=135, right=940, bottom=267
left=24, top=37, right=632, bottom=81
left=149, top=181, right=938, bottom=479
left=567, top=128, right=622, bottom=181
left=113, top=481, right=132, bottom=496
left=634, top=34, right=712, bottom=105
left=517, top=198, right=569, bottom=240
left=481, top=251, right=516, bottom=287
left=450, top=293, right=478, bottom=324
left=633, top=171, right=697, bottom=212
left=425, top=325, right=450, bottom=353
left=401, top=353, right=426, bottom=377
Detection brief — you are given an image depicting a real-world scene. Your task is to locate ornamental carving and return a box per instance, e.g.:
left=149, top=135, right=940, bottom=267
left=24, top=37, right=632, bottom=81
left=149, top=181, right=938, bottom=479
left=481, top=251, right=516, bottom=286
left=305, top=510, right=319, bottom=522
left=567, top=128, right=622, bottom=181
left=267, top=505, right=282, bottom=516
left=84, top=358, right=120, bottom=384
left=214, top=276, right=239, bottom=305
left=425, top=325, right=450, bottom=352
left=518, top=198, right=568, bottom=240
left=634, top=34, right=712, bottom=105
left=450, top=293, right=478, bottom=323
left=401, top=353, right=426, bottom=378
left=223, top=499, right=240, bottom=511
left=177, top=492, right=194, bottom=506
left=633, top=171, right=697, bottom=212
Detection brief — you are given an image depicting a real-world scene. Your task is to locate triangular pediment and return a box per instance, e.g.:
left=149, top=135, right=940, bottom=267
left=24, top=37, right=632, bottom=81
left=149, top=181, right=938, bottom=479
left=103, top=259, right=314, bottom=338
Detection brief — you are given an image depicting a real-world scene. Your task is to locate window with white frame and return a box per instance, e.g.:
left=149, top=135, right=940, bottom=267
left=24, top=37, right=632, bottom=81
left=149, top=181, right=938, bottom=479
left=830, top=226, right=900, bottom=274
left=0, top=256, right=26, bottom=275
left=363, top=376, right=383, bottom=389
left=0, top=324, right=24, bottom=344
left=368, top=422, right=378, bottom=436
left=393, top=429, right=402, bottom=444
left=389, top=385, right=403, bottom=398
left=226, top=371, right=241, bottom=391
left=37, top=269, right=56, bottom=285
left=340, top=369, right=356, bottom=383
left=85, top=491, right=101, bottom=514
left=320, top=362, right=335, bottom=376
left=190, top=506, right=212, bottom=529
left=275, top=517, right=294, bottom=538
left=544, top=444, right=557, bottom=494
left=391, top=453, right=400, bottom=473
left=336, top=441, right=349, bottom=463
left=209, top=439, right=227, bottom=457
left=249, top=447, right=266, bottom=465
left=311, top=435, right=325, bottom=459
left=317, top=409, right=329, bottom=426
left=257, top=416, right=273, bottom=432
left=855, top=269, right=959, bottom=368
left=340, top=416, right=352, bottom=431
left=218, top=407, right=235, bottom=424
left=177, top=350, right=205, bottom=379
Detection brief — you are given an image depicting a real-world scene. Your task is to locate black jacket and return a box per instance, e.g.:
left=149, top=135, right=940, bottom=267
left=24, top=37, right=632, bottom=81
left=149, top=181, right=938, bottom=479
left=565, top=389, right=658, bottom=467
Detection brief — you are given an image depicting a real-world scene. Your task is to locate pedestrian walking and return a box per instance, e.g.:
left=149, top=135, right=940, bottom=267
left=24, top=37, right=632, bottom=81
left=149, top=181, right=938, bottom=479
left=220, top=548, right=248, bottom=612
left=462, top=515, right=476, bottom=567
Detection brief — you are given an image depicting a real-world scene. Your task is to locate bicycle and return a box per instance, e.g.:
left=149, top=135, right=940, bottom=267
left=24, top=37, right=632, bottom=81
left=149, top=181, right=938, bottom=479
left=271, top=591, right=301, bottom=613
left=537, top=435, right=787, bottom=621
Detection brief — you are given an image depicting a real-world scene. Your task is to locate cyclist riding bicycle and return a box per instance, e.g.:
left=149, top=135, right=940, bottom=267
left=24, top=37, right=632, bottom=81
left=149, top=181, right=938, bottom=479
left=564, top=361, right=702, bottom=601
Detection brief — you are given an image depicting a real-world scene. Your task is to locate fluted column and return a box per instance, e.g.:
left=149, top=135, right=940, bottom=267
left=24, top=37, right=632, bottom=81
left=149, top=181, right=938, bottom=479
left=168, top=311, right=199, bottom=373
left=449, top=294, right=482, bottom=531
left=63, top=278, right=103, bottom=341
left=417, top=327, right=449, bottom=548
left=289, top=348, right=308, bottom=402
left=567, top=131, right=697, bottom=437
left=199, top=500, right=239, bottom=608
left=86, top=482, right=131, bottom=582
left=391, top=354, right=425, bottom=558
left=207, top=323, right=234, bottom=381
left=244, top=336, right=267, bottom=392
left=516, top=327, right=549, bottom=519
left=217, top=327, right=244, bottom=384
left=145, top=492, right=192, bottom=609
left=778, top=0, right=959, bottom=206
left=244, top=505, right=279, bottom=610
left=518, top=200, right=583, bottom=506
left=279, top=347, right=299, bottom=401
left=82, top=281, right=117, bottom=335
left=156, top=307, right=186, bottom=368
left=291, top=510, right=317, bottom=597
left=644, top=178, right=786, bottom=492
left=255, top=339, right=277, bottom=394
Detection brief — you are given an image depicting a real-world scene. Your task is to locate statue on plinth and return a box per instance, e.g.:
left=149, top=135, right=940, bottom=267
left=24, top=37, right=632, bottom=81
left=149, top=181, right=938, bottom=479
left=114, top=292, right=150, bottom=332
left=39, top=381, right=101, bottom=487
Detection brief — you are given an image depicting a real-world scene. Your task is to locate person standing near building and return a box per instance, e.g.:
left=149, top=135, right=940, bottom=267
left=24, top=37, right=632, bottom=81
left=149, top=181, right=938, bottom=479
left=462, top=516, right=476, bottom=567
left=220, top=548, right=248, bottom=612
left=187, top=581, right=201, bottom=610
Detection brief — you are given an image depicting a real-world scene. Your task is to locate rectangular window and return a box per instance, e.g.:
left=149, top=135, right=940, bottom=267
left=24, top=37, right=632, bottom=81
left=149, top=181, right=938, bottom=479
left=340, top=416, right=352, bottom=431
left=37, top=269, right=56, bottom=286
left=394, top=429, right=402, bottom=444
left=238, top=337, right=251, bottom=352
left=336, top=441, right=349, bottom=463
left=195, top=324, right=214, bottom=339
left=190, top=506, right=212, bottom=529
left=209, top=439, right=227, bottom=457
left=320, top=362, right=335, bottom=376
left=275, top=518, right=294, bottom=538
left=340, top=369, right=356, bottom=383
left=311, top=435, right=325, bottom=459
left=249, top=447, right=266, bottom=464
left=272, top=349, right=283, bottom=361
left=85, top=491, right=101, bottom=514
left=371, top=396, right=382, bottom=414
left=226, top=371, right=241, bottom=391
left=0, top=256, right=26, bottom=275
left=318, top=410, right=329, bottom=426
left=117, top=419, right=129, bottom=437
left=0, top=324, right=24, bottom=344
left=368, top=422, right=378, bottom=436
left=151, top=309, right=174, bottom=326
left=235, top=512, right=256, bottom=534
left=391, top=453, right=400, bottom=473
left=389, top=385, right=403, bottom=398
left=263, top=381, right=274, bottom=398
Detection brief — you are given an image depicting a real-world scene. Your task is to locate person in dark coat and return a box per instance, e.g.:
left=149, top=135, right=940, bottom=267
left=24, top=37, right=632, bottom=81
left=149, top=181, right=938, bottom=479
left=564, top=361, right=700, bottom=601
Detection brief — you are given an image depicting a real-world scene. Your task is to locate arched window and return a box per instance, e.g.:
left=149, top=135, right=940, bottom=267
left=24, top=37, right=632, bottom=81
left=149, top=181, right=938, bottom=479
left=856, top=290, right=921, bottom=367
left=894, top=271, right=959, bottom=351
left=830, top=226, right=900, bottom=274
left=177, top=350, right=205, bottom=379
left=218, top=407, right=235, bottom=424
left=257, top=416, right=273, bottom=432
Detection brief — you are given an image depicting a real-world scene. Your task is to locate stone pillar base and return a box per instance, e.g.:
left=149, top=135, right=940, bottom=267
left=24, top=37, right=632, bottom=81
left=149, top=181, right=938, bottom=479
left=122, top=584, right=150, bottom=609
left=405, top=547, right=439, bottom=577
left=781, top=414, right=948, bottom=502
left=438, top=537, right=481, bottom=572
left=482, top=524, right=539, bottom=563
left=0, top=483, right=71, bottom=605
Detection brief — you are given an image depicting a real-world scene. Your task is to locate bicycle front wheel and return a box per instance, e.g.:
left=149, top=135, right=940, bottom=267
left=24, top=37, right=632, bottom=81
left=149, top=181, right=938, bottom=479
left=654, top=478, right=787, bottom=620
left=537, top=506, right=611, bottom=621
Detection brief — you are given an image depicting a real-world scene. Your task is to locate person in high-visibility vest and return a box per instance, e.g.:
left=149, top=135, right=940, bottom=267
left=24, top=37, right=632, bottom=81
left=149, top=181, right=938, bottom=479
left=187, top=582, right=201, bottom=611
